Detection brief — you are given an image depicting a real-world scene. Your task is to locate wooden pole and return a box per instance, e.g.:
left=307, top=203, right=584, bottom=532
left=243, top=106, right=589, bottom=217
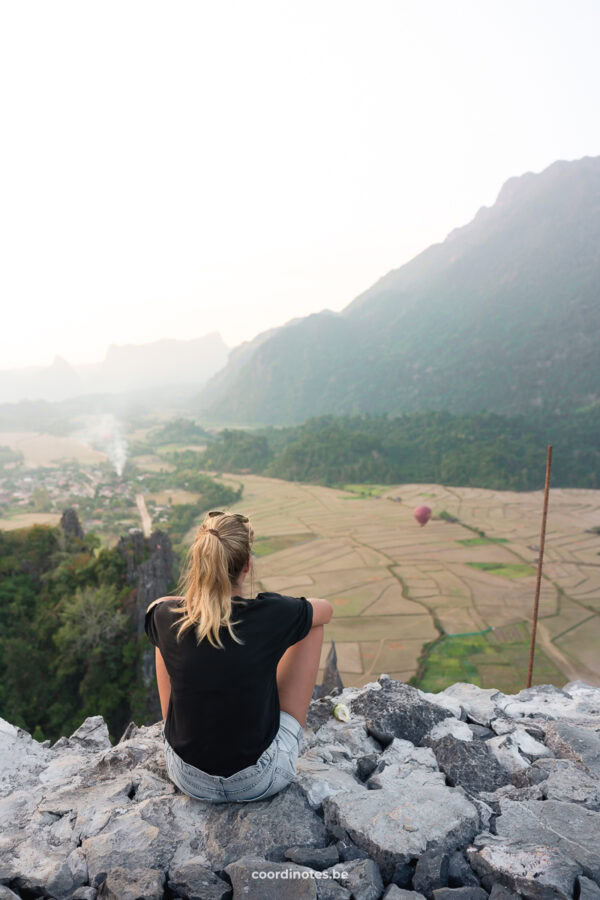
left=526, top=444, right=552, bottom=689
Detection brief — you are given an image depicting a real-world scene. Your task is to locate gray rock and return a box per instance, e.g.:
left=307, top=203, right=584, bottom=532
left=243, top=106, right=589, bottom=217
left=357, top=754, right=380, bottom=781
left=543, top=720, right=600, bottom=776
left=349, top=680, right=451, bottom=746
left=467, top=796, right=600, bottom=894
left=202, top=782, right=330, bottom=867
left=1, top=834, right=88, bottom=899
left=0, top=887, right=22, bottom=900
left=335, top=837, right=371, bottom=863
left=313, top=641, right=345, bottom=700
left=0, top=787, right=39, bottom=835
left=301, top=739, right=362, bottom=775
left=437, top=683, right=506, bottom=726
left=307, top=718, right=382, bottom=760
left=82, top=801, right=184, bottom=885
left=447, top=850, right=480, bottom=888
left=390, top=859, right=414, bottom=888
left=378, top=737, right=439, bottom=772
left=413, top=850, right=449, bottom=894
left=490, top=716, right=547, bottom=745
left=295, top=753, right=363, bottom=809
left=118, top=721, right=140, bottom=743
left=322, top=765, right=479, bottom=881
left=60, top=506, right=84, bottom=539
left=117, top=528, right=176, bottom=721
left=316, top=880, right=352, bottom=900
left=323, top=858, right=384, bottom=900
left=492, top=798, right=600, bottom=879
left=485, top=733, right=531, bottom=775
left=98, top=866, right=165, bottom=899
left=488, top=885, right=521, bottom=900
left=509, top=727, right=551, bottom=759
left=533, top=757, right=600, bottom=810
left=285, top=845, right=340, bottom=871
left=432, top=889, right=488, bottom=900
left=307, top=697, right=338, bottom=731
left=497, top=682, right=600, bottom=722
left=383, top=888, right=426, bottom=900
left=467, top=838, right=581, bottom=898
left=562, top=681, right=600, bottom=712
left=69, top=716, right=112, bottom=752
left=424, top=734, right=512, bottom=793
left=43, top=772, right=154, bottom=843
left=71, top=889, right=98, bottom=900
left=418, top=690, right=465, bottom=721
left=578, top=875, right=600, bottom=900
left=467, top=724, right=495, bottom=740
left=0, top=716, right=51, bottom=797
left=1, top=678, right=598, bottom=900
left=167, top=856, right=232, bottom=899
left=224, top=854, right=318, bottom=898
left=427, top=718, right=474, bottom=743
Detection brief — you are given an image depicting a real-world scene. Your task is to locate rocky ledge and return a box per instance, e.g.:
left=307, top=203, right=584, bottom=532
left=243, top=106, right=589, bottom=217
left=1, top=678, right=600, bottom=900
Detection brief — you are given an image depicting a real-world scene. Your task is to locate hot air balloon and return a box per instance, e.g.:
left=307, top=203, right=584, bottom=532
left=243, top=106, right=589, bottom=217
left=414, top=505, right=432, bottom=527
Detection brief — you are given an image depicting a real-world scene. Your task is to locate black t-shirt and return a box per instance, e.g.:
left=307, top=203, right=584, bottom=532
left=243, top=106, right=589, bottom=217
left=144, top=591, right=313, bottom=777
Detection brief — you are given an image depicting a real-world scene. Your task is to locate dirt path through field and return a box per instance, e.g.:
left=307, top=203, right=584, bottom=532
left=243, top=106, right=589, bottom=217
left=136, top=493, right=152, bottom=537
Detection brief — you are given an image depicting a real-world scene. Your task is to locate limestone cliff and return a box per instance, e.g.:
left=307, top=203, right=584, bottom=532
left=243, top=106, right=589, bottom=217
left=1, top=678, right=600, bottom=899
left=116, top=528, right=176, bottom=722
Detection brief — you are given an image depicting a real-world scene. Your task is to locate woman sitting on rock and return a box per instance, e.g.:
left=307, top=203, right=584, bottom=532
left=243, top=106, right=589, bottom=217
left=144, top=510, right=333, bottom=802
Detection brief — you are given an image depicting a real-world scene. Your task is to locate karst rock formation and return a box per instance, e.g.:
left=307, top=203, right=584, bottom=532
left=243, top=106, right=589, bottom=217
left=1, top=677, right=600, bottom=899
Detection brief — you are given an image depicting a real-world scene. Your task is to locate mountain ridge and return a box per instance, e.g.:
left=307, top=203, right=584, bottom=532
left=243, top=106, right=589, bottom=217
left=0, top=333, right=229, bottom=404
left=198, top=155, right=600, bottom=425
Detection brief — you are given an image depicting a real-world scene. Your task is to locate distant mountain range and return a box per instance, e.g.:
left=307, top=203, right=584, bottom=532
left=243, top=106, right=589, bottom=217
left=197, top=155, right=600, bottom=424
left=0, top=334, right=229, bottom=404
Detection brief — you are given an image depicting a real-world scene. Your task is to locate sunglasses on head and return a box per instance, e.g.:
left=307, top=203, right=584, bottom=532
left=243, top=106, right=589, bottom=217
left=207, top=511, right=249, bottom=523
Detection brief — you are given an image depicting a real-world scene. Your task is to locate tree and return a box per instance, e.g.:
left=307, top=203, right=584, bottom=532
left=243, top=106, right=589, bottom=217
left=52, top=584, right=134, bottom=739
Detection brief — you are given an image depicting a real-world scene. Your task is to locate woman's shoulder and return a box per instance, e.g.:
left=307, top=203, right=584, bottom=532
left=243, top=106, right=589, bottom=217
left=146, top=596, right=183, bottom=615
left=254, top=591, right=307, bottom=608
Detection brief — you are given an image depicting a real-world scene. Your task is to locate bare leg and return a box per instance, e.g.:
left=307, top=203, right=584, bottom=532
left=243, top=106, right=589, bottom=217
left=276, top=625, right=324, bottom=727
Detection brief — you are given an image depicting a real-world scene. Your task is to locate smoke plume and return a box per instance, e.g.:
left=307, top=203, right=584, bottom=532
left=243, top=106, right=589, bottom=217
left=72, top=414, right=129, bottom=476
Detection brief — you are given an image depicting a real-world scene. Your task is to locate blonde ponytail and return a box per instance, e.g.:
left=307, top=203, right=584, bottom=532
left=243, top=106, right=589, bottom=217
left=169, top=512, right=254, bottom=649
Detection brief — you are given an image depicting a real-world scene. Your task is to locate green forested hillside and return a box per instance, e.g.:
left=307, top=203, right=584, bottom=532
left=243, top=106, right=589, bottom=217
left=0, top=472, right=243, bottom=743
left=197, top=156, right=600, bottom=424
left=0, top=525, right=143, bottom=743
left=199, top=408, right=600, bottom=490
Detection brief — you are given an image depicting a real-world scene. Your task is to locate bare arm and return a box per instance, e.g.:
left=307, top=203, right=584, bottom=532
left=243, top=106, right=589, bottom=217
left=155, top=646, right=172, bottom=720
left=307, top=597, right=334, bottom=627
left=146, top=599, right=173, bottom=721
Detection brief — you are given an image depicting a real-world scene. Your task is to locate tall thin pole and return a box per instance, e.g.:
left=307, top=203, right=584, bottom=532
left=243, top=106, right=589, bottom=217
left=526, top=444, right=552, bottom=689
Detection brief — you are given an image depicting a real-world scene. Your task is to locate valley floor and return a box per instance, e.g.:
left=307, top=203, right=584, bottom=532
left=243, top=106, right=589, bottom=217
left=216, top=475, right=600, bottom=692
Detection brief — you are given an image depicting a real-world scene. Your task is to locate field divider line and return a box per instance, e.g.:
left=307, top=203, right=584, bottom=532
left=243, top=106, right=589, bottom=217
left=452, top=516, right=600, bottom=629
left=343, top=534, right=444, bottom=683
left=547, top=611, right=599, bottom=644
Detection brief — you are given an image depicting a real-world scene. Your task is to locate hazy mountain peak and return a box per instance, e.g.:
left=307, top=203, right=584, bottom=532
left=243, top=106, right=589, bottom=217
left=0, top=334, right=229, bottom=404
left=51, top=355, right=74, bottom=371
left=198, top=155, right=600, bottom=424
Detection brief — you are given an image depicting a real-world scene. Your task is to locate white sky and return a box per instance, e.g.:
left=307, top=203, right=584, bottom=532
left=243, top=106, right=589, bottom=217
left=1, top=0, right=599, bottom=369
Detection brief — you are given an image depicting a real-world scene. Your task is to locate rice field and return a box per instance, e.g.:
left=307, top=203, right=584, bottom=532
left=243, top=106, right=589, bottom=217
left=220, top=475, right=600, bottom=692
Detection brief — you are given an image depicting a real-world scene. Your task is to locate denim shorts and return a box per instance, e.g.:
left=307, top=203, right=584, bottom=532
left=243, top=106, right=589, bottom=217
left=162, top=710, right=304, bottom=803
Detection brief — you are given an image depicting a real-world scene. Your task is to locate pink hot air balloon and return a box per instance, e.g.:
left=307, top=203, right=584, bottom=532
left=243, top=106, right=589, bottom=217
left=414, top=505, right=432, bottom=527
